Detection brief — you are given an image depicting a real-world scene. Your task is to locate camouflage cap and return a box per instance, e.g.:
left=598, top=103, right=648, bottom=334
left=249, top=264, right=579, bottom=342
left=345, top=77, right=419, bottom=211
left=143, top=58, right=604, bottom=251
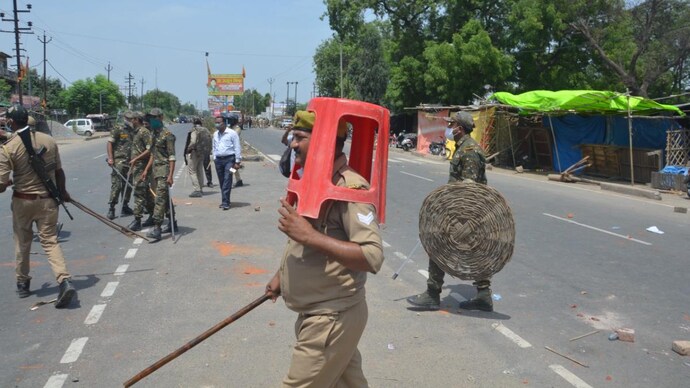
left=133, top=111, right=144, bottom=119
left=147, top=108, right=163, bottom=117
left=123, top=110, right=136, bottom=119
left=444, top=111, right=475, bottom=131
left=3, top=105, right=29, bottom=122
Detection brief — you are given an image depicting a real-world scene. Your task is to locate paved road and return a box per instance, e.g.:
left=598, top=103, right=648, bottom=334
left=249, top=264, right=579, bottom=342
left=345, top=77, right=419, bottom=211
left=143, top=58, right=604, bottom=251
left=1, top=124, right=688, bottom=387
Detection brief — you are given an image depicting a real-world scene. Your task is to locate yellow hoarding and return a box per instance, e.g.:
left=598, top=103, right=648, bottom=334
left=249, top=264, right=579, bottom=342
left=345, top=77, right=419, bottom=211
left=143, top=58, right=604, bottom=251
left=208, top=74, right=244, bottom=96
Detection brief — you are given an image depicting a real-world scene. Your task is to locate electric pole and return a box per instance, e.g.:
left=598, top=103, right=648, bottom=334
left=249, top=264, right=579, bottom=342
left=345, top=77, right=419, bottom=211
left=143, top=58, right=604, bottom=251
left=267, top=77, right=274, bottom=119
left=125, top=72, right=134, bottom=109
left=38, top=31, right=51, bottom=114
left=140, top=78, right=145, bottom=110
left=286, top=82, right=290, bottom=108
left=105, top=62, right=113, bottom=82
left=294, top=81, right=298, bottom=109
left=0, top=0, right=33, bottom=106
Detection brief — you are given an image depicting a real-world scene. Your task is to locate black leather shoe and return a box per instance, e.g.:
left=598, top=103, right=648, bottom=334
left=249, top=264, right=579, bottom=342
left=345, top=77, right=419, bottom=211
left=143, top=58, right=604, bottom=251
left=127, top=218, right=142, bottom=231
left=107, top=207, right=116, bottom=220
left=141, top=216, right=155, bottom=227
left=147, top=226, right=162, bottom=242
left=234, top=180, right=243, bottom=187
left=16, top=280, right=31, bottom=298
left=161, top=221, right=178, bottom=234
left=121, top=203, right=134, bottom=216
left=207, top=182, right=214, bottom=188
left=55, top=279, right=76, bottom=309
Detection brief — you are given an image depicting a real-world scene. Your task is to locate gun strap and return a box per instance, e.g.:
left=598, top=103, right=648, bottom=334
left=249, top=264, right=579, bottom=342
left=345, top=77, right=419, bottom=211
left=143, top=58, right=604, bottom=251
left=17, top=128, right=36, bottom=157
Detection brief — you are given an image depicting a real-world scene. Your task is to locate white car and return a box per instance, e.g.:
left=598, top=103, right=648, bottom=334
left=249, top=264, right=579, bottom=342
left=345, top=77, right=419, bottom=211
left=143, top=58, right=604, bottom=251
left=280, top=118, right=293, bottom=129
left=64, top=118, right=94, bottom=136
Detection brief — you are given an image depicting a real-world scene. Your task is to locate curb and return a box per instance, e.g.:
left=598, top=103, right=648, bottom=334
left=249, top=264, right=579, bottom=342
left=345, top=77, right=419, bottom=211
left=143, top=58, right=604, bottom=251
left=83, top=133, right=109, bottom=141
left=600, top=182, right=662, bottom=200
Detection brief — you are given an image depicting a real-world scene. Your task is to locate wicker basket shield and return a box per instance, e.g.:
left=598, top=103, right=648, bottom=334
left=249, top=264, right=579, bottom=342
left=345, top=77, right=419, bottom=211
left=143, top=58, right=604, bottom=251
left=418, top=182, right=515, bottom=280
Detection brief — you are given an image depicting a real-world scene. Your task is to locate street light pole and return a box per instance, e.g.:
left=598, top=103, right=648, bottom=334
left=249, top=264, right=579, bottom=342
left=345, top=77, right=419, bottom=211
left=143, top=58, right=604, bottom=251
left=99, top=91, right=103, bottom=114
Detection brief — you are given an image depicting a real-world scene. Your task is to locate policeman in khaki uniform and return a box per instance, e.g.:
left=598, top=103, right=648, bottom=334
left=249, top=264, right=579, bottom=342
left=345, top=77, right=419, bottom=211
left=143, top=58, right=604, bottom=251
left=144, top=108, right=176, bottom=241
left=265, top=111, right=384, bottom=387
left=127, top=112, right=155, bottom=231
left=408, top=111, right=494, bottom=312
left=106, top=111, right=136, bottom=219
left=0, top=106, right=76, bottom=308
left=186, top=117, right=212, bottom=197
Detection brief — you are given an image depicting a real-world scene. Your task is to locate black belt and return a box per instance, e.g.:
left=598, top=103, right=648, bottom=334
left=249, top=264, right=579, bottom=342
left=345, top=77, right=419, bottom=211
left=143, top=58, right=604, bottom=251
left=13, top=191, right=51, bottom=200
left=216, top=154, right=235, bottom=158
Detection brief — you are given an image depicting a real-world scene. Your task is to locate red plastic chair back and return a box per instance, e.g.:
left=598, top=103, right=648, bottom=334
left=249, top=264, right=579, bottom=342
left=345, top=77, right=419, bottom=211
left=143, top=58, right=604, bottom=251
left=286, top=98, right=389, bottom=223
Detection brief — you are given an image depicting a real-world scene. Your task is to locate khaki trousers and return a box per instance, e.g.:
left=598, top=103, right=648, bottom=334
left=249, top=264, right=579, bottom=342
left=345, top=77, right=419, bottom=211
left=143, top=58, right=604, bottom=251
left=283, top=300, right=369, bottom=388
left=187, top=152, right=204, bottom=192
left=12, top=197, right=70, bottom=283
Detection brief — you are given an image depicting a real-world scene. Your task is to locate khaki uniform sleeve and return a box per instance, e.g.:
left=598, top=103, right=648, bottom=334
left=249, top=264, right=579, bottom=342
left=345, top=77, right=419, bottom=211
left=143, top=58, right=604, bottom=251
left=0, top=145, right=11, bottom=186
left=145, top=132, right=152, bottom=151
left=338, top=201, right=384, bottom=273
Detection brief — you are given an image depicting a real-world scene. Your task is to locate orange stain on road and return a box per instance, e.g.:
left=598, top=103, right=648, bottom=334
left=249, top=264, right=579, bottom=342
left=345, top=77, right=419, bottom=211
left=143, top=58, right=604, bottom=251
left=212, top=241, right=263, bottom=257
left=236, top=262, right=269, bottom=276
left=19, top=364, right=44, bottom=370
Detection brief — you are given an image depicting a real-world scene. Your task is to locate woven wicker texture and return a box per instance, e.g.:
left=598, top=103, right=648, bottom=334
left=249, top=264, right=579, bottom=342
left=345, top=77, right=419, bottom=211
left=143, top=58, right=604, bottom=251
left=419, top=182, right=515, bottom=280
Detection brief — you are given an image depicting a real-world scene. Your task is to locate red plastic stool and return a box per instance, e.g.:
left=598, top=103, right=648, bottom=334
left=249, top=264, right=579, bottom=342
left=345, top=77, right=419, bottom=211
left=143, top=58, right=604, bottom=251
left=286, top=97, right=389, bottom=223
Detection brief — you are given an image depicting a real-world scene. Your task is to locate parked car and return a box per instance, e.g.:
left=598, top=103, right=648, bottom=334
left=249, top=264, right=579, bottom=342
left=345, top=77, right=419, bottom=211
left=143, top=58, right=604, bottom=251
left=280, top=118, right=293, bottom=129
left=86, top=114, right=113, bottom=132
left=178, top=115, right=188, bottom=123
left=64, top=118, right=94, bottom=136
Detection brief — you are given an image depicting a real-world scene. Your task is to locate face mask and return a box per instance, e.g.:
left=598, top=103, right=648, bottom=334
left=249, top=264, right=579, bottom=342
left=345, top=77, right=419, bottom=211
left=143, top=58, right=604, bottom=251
left=445, top=127, right=455, bottom=140
left=149, top=118, right=163, bottom=129
left=286, top=133, right=293, bottom=144
left=124, top=120, right=132, bottom=128
left=214, top=123, right=221, bottom=129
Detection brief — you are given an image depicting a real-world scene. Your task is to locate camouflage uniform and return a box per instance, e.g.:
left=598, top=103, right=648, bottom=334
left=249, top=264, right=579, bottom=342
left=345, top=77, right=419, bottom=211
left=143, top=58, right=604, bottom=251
left=151, top=127, right=176, bottom=225
left=108, top=125, right=135, bottom=207
left=428, top=133, right=491, bottom=294
left=130, top=123, right=154, bottom=219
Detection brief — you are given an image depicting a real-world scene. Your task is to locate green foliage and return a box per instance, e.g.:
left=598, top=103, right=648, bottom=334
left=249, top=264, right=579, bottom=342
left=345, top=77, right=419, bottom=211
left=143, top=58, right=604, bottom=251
left=179, top=103, right=197, bottom=116
left=233, top=89, right=269, bottom=116
left=0, top=79, right=12, bottom=103
left=142, top=89, right=181, bottom=119
left=59, top=74, right=124, bottom=116
left=347, top=24, right=389, bottom=103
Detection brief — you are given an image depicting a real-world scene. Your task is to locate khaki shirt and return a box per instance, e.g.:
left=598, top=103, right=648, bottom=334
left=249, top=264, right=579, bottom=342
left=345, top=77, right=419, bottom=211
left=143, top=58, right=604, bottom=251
left=280, top=154, right=384, bottom=314
left=151, top=127, right=176, bottom=178
left=0, top=127, right=61, bottom=195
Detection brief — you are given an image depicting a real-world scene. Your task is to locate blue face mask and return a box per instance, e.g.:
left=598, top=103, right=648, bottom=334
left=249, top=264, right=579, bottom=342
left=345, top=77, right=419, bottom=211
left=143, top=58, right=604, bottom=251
left=445, top=127, right=455, bottom=140
left=150, top=118, right=163, bottom=129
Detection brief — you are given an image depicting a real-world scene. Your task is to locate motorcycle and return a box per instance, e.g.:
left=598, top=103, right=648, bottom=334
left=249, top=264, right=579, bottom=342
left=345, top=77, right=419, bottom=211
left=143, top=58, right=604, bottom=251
left=429, top=137, right=448, bottom=157
left=396, top=133, right=417, bottom=151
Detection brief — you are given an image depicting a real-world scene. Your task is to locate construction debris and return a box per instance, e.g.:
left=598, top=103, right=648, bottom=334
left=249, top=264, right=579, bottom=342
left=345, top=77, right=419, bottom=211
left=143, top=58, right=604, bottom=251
left=672, top=340, right=690, bottom=356
left=615, top=327, right=635, bottom=342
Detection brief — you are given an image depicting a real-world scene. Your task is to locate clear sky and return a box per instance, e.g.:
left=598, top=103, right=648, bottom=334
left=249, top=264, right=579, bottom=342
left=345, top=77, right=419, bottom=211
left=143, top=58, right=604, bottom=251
left=0, top=0, right=335, bottom=112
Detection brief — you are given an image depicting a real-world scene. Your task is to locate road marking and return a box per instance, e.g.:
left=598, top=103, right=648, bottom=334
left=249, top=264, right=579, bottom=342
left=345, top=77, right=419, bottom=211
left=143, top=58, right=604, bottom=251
left=84, top=304, right=107, bottom=325
left=418, top=269, right=429, bottom=279
left=392, top=157, right=421, bottom=165
left=394, top=251, right=407, bottom=260
left=549, top=365, right=593, bottom=388
left=491, top=323, right=533, bottom=348
left=114, top=264, right=129, bottom=276
left=387, top=159, right=401, bottom=163
left=124, top=248, right=138, bottom=259
left=92, top=153, right=107, bottom=160
left=133, top=238, right=143, bottom=245
left=400, top=171, right=434, bottom=182
left=60, top=337, right=88, bottom=363
left=101, top=281, right=119, bottom=297
left=267, top=154, right=281, bottom=161
left=543, top=213, right=652, bottom=246
left=382, top=240, right=391, bottom=248
left=255, top=148, right=276, bottom=165
left=43, top=374, right=68, bottom=388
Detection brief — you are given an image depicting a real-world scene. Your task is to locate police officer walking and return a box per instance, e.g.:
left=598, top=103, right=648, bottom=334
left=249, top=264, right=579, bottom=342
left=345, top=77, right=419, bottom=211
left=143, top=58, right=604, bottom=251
left=0, top=106, right=76, bottom=308
left=145, top=108, right=176, bottom=241
left=408, top=111, right=494, bottom=311
left=127, top=112, right=155, bottom=231
left=106, top=111, right=136, bottom=219
left=186, top=117, right=212, bottom=197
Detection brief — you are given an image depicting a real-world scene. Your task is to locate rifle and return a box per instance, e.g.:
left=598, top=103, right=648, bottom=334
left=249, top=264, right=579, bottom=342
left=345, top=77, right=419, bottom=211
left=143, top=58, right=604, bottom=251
left=17, top=130, right=73, bottom=220
left=183, top=130, right=192, bottom=166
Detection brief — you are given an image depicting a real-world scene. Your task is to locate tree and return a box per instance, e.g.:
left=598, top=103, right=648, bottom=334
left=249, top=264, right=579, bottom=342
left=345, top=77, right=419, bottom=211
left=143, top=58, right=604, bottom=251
left=570, top=0, right=690, bottom=97
left=179, top=102, right=197, bottom=116
left=59, top=74, right=124, bottom=116
left=347, top=23, right=389, bottom=103
left=142, top=89, right=181, bottom=119
left=0, top=79, right=12, bottom=103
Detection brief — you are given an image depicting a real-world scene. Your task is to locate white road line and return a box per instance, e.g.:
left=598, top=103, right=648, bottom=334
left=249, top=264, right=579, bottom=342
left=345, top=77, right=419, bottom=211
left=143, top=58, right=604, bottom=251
left=60, top=337, right=88, bottom=363
left=43, top=374, right=69, bottom=388
left=84, top=304, right=107, bottom=325
left=400, top=171, right=434, bottom=182
left=124, top=248, right=138, bottom=259
left=549, top=365, right=593, bottom=388
left=394, top=251, right=407, bottom=260
left=491, top=323, right=533, bottom=348
left=543, top=213, right=652, bottom=246
left=382, top=240, right=391, bottom=248
left=92, top=153, right=107, bottom=160
left=418, top=269, right=429, bottom=279
left=387, top=159, right=401, bottom=163
left=133, top=238, right=143, bottom=245
left=392, top=157, right=421, bottom=165
left=114, top=264, right=129, bottom=276
left=267, top=154, right=282, bottom=161
left=255, top=148, right=277, bottom=165
left=101, top=281, right=119, bottom=297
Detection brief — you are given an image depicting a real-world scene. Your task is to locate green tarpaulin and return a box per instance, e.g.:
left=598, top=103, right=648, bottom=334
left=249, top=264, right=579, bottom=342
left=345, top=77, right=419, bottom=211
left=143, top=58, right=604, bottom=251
left=490, top=90, right=684, bottom=116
